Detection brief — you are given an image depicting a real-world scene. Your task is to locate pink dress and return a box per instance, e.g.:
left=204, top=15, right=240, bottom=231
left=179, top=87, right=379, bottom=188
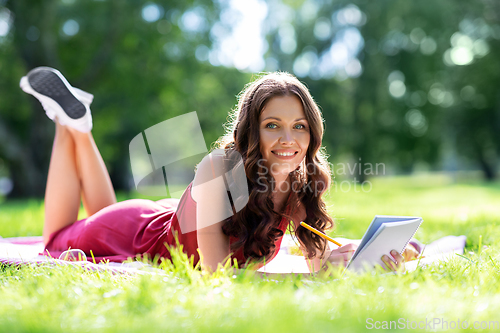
left=44, top=183, right=290, bottom=266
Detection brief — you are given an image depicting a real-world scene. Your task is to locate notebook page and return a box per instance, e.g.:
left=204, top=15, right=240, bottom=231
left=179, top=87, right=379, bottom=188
left=356, top=219, right=419, bottom=257
left=347, top=218, right=422, bottom=272
left=351, top=215, right=421, bottom=262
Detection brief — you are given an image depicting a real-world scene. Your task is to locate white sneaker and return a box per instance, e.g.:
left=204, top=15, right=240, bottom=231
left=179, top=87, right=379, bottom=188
left=20, top=67, right=93, bottom=132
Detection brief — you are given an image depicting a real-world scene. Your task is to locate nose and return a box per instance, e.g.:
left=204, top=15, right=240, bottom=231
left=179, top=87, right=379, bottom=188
left=279, top=128, right=294, bottom=145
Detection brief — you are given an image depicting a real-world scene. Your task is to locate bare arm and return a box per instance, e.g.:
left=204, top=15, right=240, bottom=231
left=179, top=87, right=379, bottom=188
left=192, top=153, right=232, bottom=273
left=197, top=221, right=231, bottom=272
left=193, top=153, right=404, bottom=274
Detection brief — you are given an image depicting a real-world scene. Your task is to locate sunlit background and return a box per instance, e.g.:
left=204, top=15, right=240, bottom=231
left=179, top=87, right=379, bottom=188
left=0, top=0, right=499, bottom=198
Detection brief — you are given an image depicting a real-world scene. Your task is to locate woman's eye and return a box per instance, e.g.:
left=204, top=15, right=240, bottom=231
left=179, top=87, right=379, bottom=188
left=294, top=124, right=306, bottom=130
left=266, top=123, right=278, bottom=129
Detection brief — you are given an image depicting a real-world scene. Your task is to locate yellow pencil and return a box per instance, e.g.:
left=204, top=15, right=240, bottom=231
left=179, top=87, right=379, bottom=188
left=300, top=221, right=343, bottom=247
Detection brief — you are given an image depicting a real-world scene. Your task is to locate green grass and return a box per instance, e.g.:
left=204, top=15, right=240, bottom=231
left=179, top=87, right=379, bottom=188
left=1, top=173, right=500, bottom=332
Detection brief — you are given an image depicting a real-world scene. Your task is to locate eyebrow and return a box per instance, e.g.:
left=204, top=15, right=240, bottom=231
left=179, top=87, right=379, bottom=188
left=261, top=117, right=307, bottom=122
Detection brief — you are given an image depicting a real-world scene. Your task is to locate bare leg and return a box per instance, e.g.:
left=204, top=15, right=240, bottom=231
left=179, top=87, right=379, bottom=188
left=43, top=123, right=117, bottom=245
left=68, top=127, right=116, bottom=217
left=43, top=122, right=81, bottom=244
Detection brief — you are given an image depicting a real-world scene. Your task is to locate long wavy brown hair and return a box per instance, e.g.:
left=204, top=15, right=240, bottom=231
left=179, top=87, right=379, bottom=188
left=214, top=72, right=334, bottom=261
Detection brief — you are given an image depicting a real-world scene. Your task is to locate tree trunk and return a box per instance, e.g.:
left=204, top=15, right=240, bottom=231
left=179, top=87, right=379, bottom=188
left=477, top=152, right=496, bottom=181
left=4, top=0, right=61, bottom=198
left=474, top=139, right=497, bottom=181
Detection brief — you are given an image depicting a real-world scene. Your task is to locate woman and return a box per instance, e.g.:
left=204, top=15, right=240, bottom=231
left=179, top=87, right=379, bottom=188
left=20, top=67, right=407, bottom=273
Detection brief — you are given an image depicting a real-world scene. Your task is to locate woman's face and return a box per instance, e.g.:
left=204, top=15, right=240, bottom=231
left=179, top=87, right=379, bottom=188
left=259, top=95, right=310, bottom=177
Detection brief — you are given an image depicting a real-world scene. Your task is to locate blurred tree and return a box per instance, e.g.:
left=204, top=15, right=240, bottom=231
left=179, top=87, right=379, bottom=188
left=0, top=0, right=248, bottom=198
left=444, top=0, right=500, bottom=180
left=263, top=0, right=500, bottom=181
left=1, top=0, right=499, bottom=200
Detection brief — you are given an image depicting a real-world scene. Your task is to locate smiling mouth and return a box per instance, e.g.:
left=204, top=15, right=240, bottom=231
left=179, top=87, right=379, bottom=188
left=272, top=151, right=298, bottom=157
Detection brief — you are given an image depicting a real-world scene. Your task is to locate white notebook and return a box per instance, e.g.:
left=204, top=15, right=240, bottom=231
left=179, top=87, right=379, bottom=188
left=346, top=215, right=423, bottom=272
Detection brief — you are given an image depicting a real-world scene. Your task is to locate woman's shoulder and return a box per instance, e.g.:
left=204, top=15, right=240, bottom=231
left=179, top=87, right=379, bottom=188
left=192, top=152, right=228, bottom=202
left=191, top=150, right=250, bottom=231
left=195, top=149, right=244, bottom=178
left=195, top=152, right=220, bottom=183
left=194, top=149, right=248, bottom=208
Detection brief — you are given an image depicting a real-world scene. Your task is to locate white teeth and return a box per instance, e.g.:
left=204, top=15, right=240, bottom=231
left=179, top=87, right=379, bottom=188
left=274, top=152, right=295, bottom=156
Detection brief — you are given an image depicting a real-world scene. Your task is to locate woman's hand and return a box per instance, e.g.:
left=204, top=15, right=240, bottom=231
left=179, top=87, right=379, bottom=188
left=324, top=243, right=358, bottom=268
left=402, top=243, right=420, bottom=261
left=381, top=250, right=405, bottom=272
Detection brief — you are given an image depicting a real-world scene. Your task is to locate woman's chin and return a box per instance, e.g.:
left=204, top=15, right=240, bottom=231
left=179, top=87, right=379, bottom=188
left=263, top=161, right=298, bottom=175
left=269, top=167, right=298, bottom=177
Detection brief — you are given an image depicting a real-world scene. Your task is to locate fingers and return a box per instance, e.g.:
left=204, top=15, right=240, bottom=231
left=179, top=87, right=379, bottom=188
left=391, top=250, right=404, bottom=268
left=336, top=253, right=352, bottom=267
left=327, top=253, right=349, bottom=267
left=381, top=255, right=396, bottom=271
left=381, top=250, right=405, bottom=272
left=326, top=243, right=358, bottom=268
left=403, top=245, right=420, bottom=261
left=327, top=251, right=351, bottom=267
left=336, top=243, right=357, bottom=262
left=403, top=243, right=420, bottom=261
left=338, top=243, right=358, bottom=253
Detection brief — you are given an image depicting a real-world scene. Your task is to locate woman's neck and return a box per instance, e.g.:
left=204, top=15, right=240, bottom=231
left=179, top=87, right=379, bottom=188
left=273, top=172, right=289, bottom=191
left=272, top=173, right=291, bottom=210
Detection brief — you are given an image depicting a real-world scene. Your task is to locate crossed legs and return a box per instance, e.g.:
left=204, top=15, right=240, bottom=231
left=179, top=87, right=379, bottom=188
left=43, top=122, right=116, bottom=244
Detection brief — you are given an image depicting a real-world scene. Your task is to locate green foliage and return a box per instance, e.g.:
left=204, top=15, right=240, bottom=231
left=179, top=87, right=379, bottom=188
left=0, top=0, right=249, bottom=197
left=329, top=174, right=500, bottom=244
left=264, top=0, right=500, bottom=180
left=1, top=0, right=500, bottom=200
left=0, top=236, right=500, bottom=332
left=1, top=175, right=500, bottom=331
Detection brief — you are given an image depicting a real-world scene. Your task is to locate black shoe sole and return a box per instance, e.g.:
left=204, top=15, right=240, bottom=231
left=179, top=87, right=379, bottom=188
left=28, top=69, right=86, bottom=120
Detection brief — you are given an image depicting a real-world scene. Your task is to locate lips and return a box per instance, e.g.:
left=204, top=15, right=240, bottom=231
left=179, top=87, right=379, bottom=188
left=271, top=150, right=298, bottom=159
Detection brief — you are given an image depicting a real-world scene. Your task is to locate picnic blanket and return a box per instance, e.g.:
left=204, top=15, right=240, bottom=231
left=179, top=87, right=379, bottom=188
left=0, top=236, right=162, bottom=275
left=0, top=235, right=467, bottom=275
left=257, top=235, right=468, bottom=274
